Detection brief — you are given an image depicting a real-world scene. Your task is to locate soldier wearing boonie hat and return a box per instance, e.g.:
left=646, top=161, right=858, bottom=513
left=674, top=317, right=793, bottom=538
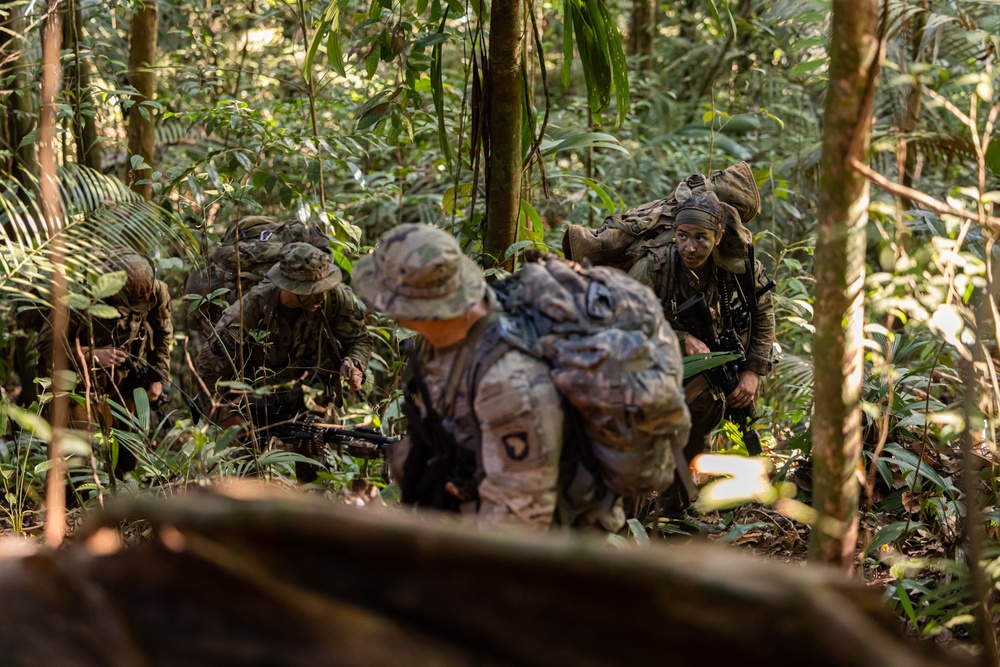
left=353, top=223, right=486, bottom=321
left=197, top=242, right=373, bottom=481
left=355, top=224, right=566, bottom=529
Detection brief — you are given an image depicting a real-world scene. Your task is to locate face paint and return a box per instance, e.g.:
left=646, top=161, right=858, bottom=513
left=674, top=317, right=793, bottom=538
left=675, top=224, right=720, bottom=270
left=295, top=292, right=326, bottom=311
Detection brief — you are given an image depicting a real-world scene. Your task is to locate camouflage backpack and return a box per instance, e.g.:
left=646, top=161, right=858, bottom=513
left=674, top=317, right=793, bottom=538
left=184, top=216, right=331, bottom=332
left=562, top=161, right=762, bottom=272
left=472, top=252, right=690, bottom=496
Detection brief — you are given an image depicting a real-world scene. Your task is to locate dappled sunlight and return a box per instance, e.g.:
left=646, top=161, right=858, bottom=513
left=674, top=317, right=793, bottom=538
left=693, top=454, right=776, bottom=511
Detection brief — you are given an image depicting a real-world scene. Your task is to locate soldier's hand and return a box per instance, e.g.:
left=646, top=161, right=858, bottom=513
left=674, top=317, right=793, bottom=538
left=726, top=371, right=760, bottom=409
left=146, top=381, right=163, bottom=401
left=684, top=336, right=711, bottom=356
left=87, top=347, right=127, bottom=368
left=340, top=359, right=364, bottom=392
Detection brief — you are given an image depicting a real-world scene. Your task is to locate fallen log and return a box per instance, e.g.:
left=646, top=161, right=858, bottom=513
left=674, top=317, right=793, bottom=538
left=0, top=491, right=972, bottom=667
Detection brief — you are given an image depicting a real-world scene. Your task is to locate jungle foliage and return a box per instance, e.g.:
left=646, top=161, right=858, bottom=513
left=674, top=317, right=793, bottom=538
left=1, top=0, right=999, bottom=654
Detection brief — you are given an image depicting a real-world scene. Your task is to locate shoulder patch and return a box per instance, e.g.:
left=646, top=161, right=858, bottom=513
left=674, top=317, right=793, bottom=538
left=502, top=432, right=530, bottom=462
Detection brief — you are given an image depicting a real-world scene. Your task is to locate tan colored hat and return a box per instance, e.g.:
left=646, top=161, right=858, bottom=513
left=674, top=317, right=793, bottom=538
left=353, top=224, right=486, bottom=321
left=266, top=242, right=342, bottom=295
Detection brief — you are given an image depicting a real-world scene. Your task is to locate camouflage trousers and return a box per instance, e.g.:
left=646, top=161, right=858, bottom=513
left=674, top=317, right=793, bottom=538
left=682, top=374, right=726, bottom=463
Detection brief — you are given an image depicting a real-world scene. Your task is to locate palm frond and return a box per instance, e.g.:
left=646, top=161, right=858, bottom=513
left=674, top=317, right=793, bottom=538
left=770, top=352, right=814, bottom=407
left=0, top=166, right=197, bottom=307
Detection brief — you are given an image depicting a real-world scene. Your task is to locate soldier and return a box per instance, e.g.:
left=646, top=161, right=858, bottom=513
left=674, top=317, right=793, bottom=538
left=353, top=224, right=629, bottom=531
left=38, top=250, right=174, bottom=473
left=629, top=191, right=775, bottom=470
left=196, top=242, right=373, bottom=481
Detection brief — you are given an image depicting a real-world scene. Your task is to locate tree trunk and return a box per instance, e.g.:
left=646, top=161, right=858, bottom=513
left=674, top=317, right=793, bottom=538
left=628, top=0, right=654, bottom=70
left=484, top=0, right=523, bottom=268
left=63, top=0, right=102, bottom=170
left=40, top=0, right=69, bottom=548
left=0, top=2, right=38, bottom=188
left=897, top=0, right=928, bottom=209
left=126, top=0, right=158, bottom=201
left=808, top=0, right=880, bottom=572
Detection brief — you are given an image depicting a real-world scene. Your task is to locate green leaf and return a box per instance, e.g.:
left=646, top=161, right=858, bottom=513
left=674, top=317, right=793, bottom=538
left=17, top=129, right=39, bottom=149
left=92, top=270, right=128, bottom=299
left=540, top=131, right=628, bottom=157
left=3, top=404, right=52, bottom=442
left=518, top=199, right=544, bottom=243
left=88, top=304, right=122, bottom=319
left=895, top=580, right=920, bottom=629
left=682, top=352, right=742, bottom=380
left=133, top=387, right=150, bottom=433
left=596, top=0, right=629, bottom=125
left=129, top=154, right=152, bottom=171
left=61, top=293, right=92, bottom=309
left=502, top=239, right=549, bottom=261
left=865, top=521, right=922, bottom=554
left=789, top=58, right=826, bottom=77
left=357, top=102, right=392, bottom=131
left=627, top=518, right=650, bottom=546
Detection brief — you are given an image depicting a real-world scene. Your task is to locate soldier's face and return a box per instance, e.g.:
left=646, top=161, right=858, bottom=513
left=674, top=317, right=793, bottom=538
left=293, top=291, right=325, bottom=311
left=675, top=224, right=720, bottom=270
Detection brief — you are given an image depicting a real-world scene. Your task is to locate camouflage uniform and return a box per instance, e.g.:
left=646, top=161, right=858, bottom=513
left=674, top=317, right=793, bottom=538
left=37, top=252, right=173, bottom=471
left=197, top=243, right=373, bottom=419
left=629, top=196, right=775, bottom=463
left=354, top=224, right=595, bottom=530
left=38, top=253, right=173, bottom=403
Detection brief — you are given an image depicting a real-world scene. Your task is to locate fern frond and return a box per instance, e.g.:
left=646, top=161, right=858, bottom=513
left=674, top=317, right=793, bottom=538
left=0, top=166, right=196, bottom=306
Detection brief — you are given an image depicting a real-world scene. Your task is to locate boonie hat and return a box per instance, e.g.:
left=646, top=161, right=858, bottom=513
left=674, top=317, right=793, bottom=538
left=266, top=242, right=342, bottom=295
left=353, top=224, right=486, bottom=321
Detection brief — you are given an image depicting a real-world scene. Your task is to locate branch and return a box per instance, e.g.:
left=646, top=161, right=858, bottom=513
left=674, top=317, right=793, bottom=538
left=848, top=156, right=1000, bottom=229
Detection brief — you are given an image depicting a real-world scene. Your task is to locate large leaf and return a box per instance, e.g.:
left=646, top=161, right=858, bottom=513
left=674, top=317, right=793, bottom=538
left=562, top=0, right=629, bottom=125
left=0, top=166, right=196, bottom=308
left=683, top=352, right=742, bottom=380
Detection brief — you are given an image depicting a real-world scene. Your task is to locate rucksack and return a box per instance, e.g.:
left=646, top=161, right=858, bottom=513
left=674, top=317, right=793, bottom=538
left=211, top=216, right=331, bottom=293
left=183, top=216, right=331, bottom=332
left=562, top=161, right=761, bottom=273
left=474, top=252, right=690, bottom=496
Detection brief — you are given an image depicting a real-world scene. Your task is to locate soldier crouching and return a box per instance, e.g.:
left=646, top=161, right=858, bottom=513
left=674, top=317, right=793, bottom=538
left=195, top=242, right=373, bottom=483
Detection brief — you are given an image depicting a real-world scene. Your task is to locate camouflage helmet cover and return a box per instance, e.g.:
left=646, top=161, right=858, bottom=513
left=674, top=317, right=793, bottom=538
left=352, top=223, right=486, bottom=321
left=266, top=242, right=343, bottom=295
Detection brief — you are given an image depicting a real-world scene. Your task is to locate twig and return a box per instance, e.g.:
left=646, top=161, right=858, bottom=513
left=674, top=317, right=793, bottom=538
left=74, top=338, right=104, bottom=509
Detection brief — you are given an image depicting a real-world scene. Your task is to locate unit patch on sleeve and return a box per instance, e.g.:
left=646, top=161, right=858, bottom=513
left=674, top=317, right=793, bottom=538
left=502, top=432, right=530, bottom=462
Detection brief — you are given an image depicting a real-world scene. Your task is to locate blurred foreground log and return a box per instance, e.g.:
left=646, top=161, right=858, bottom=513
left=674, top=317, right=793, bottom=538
left=0, top=492, right=971, bottom=667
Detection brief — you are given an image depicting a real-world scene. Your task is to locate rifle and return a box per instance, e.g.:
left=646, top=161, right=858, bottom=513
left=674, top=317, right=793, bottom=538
left=120, top=355, right=168, bottom=410
left=673, top=280, right=773, bottom=457
left=264, top=413, right=398, bottom=461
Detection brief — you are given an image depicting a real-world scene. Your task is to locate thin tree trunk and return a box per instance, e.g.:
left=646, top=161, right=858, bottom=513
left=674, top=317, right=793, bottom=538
left=897, top=0, right=928, bottom=209
left=40, top=0, right=69, bottom=548
left=808, top=0, right=881, bottom=572
left=484, top=0, right=523, bottom=268
left=126, top=0, right=158, bottom=201
left=63, top=0, right=102, bottom=170
left=628, top=0, right=654, bottom=70
left=1, top=2, right=38, bottom=188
